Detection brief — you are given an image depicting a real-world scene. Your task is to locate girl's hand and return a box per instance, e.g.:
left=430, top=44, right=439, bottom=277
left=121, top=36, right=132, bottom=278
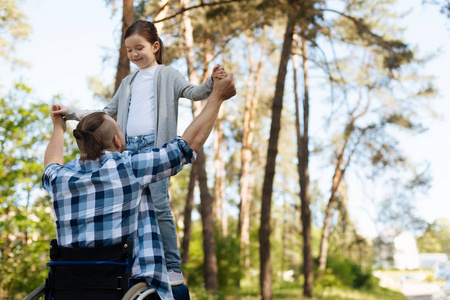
left=51, top=104, right=67, bottom=116
left=212, top=64, right=227, bottom=81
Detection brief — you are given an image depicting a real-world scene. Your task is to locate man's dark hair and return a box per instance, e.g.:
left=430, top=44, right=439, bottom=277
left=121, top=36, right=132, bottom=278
left=73, top=112, right=108, bottom=161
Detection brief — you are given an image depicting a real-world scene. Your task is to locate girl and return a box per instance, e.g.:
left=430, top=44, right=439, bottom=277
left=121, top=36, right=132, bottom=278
left=53, top=19, right=225, bottom=287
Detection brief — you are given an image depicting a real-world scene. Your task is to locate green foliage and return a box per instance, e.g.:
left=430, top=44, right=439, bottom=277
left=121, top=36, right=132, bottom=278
left=3, top=0, right=440, bottom=298
left=0, top=83, right=77, bottom=298
left=417, top=218, right=450, bottom=256
left=321, top=255, right=379, bottom=290
left=183, top=220, right=243, bottom=289
left=169, top=164, right=191, bottom=223
left=182, top=221, right=205, bottom=287
left=0, top=196, right=55, bottom=299
left=189, top=279, right=407, bottom=299
left=0, top=84, right=52, bottom=298
left=327, top=203, right=374, bottom=271
left=382, top=39, right=414, bottom=71
left=215, top=229, right=242, bottom=288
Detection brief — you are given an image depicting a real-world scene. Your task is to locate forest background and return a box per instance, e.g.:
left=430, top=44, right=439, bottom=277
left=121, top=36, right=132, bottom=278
left=1, top=0, right=450, bottom=299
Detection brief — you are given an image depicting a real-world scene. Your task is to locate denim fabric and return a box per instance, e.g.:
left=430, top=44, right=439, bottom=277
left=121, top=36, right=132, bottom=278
left=126, top=134, right=182, bottom=272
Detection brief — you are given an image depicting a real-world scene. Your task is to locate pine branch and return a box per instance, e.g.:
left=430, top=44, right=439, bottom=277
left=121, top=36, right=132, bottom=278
left=152, top=0, right=245, bottom=23
left=321, top=8, right=395, bottom=70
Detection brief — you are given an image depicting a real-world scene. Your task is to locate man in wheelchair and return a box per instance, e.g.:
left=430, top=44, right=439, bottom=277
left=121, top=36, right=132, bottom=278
left=38, top=75, right=236, bottom=300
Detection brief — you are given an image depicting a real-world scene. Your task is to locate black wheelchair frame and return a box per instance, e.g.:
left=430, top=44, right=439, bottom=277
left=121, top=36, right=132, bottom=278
left=23, top=239, right=157, bottom=300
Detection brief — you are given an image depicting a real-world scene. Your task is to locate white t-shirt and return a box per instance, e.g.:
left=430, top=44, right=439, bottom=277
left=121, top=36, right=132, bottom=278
left=126, top=66, right=157, bottom=137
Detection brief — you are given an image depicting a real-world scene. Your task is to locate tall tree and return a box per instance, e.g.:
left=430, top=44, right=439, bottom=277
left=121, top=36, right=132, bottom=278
left=180, top=164, right=196, bottom=283
left=213, top=109, right=227, bottom=235
left=238, top=28, right=266, bottom=274
left=114, top=0, right=134, bottom=93
left=294, top=31, right=315, bottom=297
left=259, top=10, right=295, bottom=300
left=289, top=0, right=323, bottom=296
left=179, top=0, right=219, bottom=289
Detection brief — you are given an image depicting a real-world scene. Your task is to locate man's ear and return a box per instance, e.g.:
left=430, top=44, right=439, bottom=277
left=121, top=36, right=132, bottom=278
left=112, top=135, right=122, bottom=150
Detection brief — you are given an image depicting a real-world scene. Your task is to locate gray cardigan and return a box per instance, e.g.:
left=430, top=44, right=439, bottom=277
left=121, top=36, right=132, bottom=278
left=66, top=65, right=214, bottom=147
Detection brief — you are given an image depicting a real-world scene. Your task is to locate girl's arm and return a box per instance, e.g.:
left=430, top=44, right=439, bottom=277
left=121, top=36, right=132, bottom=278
left=52, top=77, right=128, bottom=121
left=167, top=67, right=215, bottom=101
left=178, top=65, right=226, bottom=100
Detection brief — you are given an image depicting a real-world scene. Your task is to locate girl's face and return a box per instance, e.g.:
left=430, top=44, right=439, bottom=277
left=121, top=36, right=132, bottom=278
left=125, top=33, right=159, bottom=69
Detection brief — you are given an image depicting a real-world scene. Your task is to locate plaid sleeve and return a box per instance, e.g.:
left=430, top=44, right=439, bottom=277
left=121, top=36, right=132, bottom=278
left=175, top=136, right=197, bottom=163
left=130, top=136, right=196, bottom=186
left=42, top=163, right=63, bottom=196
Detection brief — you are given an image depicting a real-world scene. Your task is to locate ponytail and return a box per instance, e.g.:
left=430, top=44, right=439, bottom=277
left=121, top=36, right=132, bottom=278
left=74, top=112, right=107, bottom=161
left=156, top=36, right=165, bottom=65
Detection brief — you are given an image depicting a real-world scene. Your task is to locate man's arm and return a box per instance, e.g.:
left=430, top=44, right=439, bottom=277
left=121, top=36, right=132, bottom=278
left=44, top=105, right=67, bottom=167
left=181, top=73, right=236, bottom=152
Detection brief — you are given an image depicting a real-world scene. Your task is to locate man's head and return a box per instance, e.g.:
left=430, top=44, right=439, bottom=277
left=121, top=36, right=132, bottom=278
left=73, top=112, right=126, bottom=160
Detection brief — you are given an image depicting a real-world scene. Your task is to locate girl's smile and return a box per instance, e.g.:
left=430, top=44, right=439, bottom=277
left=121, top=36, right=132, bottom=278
left=125, top=33, right=159, bottom=69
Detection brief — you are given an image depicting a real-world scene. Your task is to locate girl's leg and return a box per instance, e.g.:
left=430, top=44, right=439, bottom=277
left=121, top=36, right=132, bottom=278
left=149, top=178, right=183, bottom=273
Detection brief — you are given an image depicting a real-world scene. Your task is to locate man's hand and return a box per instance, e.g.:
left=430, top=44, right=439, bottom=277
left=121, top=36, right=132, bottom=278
left=44, top=105, right=67, bottom=166
left=51, top=104, right=68, bottom=117
left=210, top=73, right=236, bottom=102
left=51, top=105, right=67, bottom=132
left=181, top=73, right=236, bottom=152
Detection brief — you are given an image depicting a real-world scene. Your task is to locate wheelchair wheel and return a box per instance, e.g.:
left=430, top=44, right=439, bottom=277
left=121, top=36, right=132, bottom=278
left=122, top=282, right=155, bottom=300
left=23, top=284, right=45, bottom=300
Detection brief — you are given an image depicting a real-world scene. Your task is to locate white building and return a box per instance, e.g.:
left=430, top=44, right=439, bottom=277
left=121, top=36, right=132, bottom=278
left=392, top=231, right=420, bottom=270
left=374, top=230, right=420, bottom=270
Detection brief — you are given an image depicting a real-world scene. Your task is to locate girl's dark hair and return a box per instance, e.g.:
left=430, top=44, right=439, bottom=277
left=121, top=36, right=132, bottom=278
left=73, top=112, right=107, bottom=161
left=124, top=19, right=165, bottom=65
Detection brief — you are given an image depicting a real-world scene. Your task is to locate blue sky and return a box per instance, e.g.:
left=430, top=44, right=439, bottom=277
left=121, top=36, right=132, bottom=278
left=346, top=0, right=450, bottom=236
left=388, top=0, right=450, bottom=225
left=2, top=0, right=449, bottom=237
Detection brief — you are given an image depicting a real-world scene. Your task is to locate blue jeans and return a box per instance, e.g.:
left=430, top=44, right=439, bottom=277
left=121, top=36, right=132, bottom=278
left=126, top=134, right=182, bottom=272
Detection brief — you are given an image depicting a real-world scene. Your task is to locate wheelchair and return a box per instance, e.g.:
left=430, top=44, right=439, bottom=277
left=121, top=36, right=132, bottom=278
left=24, top=239, right=157, bottom=300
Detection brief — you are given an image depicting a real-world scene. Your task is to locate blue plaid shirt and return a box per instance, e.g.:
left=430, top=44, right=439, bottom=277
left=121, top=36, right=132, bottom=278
left=42, top=137, right=195, bottom=300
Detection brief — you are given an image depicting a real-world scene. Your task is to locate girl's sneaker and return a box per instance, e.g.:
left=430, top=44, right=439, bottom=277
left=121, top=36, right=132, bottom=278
left=168, top=270, right=185, bottom=286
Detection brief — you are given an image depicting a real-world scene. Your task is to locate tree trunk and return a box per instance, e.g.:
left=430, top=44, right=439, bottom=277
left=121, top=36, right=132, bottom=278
left=237, top=30, right=256, bottom=281
left=153, top=0, right=170, bottom=33
left=198, top=148, right=219, bottom=290
left=259, top=16, right=295, bottom=300
left=317, top=148, right=346, bottom=279
left=181, top=164, right=196, bottom=282
left=213, top=109, right=226, bottom=235
left=180, top=0, right=218, bottom=289
left=237, top=29, right=266, bottom=283
left=295, top=33, right=314, bottom=298
left=114, top=0, right=133, bottom=93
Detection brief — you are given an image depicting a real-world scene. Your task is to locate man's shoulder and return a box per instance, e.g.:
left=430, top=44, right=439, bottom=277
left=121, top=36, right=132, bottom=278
left=44, top=159, right=78, bottom=173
